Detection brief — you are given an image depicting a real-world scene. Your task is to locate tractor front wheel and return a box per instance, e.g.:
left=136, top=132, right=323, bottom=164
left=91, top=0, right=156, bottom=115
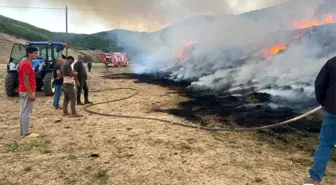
left=43, top=72, right=54, bottom=96
left=5, top=72, right=18, bottom=97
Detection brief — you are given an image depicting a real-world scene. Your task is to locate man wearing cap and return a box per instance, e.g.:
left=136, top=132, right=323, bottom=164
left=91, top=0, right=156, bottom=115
left=73, top=55, right=92, bottom=105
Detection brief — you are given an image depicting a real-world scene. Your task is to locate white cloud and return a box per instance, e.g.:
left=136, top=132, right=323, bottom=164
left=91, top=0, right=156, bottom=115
left=0, top=0, right=291, bottom=33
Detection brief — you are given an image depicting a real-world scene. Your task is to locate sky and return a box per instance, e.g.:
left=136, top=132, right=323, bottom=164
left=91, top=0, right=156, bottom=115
left=0, top=0, right=289, bottom=34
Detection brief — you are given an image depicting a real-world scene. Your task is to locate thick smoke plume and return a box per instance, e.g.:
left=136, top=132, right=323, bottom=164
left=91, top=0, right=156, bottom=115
left=112, top=0, right=336, bottom=112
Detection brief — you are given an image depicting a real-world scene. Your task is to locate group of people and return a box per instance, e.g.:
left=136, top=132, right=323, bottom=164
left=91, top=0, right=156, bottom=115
left=18, top=46, right=93, bottom=138
left=52, top=55, right=93, bottom=115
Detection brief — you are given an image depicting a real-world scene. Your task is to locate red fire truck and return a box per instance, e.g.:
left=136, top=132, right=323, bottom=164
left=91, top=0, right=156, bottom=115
left=101, top=52, right=129, bottom=67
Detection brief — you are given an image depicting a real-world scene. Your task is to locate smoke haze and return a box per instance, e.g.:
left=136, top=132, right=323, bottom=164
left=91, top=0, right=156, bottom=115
left=2, top=0, right=289, bottom=31
left=112, top=0, right=336, bottom=111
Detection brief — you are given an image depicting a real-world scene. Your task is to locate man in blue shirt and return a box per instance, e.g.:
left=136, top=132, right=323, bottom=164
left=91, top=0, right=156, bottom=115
left=52, top=58, right=64, bottom=110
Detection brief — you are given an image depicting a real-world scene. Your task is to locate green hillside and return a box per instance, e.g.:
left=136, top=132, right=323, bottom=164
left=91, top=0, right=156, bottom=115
left=0, top=14, right=122, bottom=52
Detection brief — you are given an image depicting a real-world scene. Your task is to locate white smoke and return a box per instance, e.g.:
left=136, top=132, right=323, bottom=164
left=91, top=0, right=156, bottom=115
left=110, top=0, right=336, bottom=110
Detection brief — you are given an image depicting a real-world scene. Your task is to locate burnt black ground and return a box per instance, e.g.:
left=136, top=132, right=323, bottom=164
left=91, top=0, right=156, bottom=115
left=102, top=73, right=322, bottom=134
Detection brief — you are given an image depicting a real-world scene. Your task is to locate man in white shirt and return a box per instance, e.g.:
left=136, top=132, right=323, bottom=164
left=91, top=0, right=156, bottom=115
left=71, top=59, right=77, bottom=70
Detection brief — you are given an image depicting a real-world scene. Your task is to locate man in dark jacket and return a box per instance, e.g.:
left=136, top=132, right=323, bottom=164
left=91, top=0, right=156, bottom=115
left=87, top=60, right=92, bottom=72
left=74, top=55, right=92, bottom=105
left=62, top=56, right=82, bottom=117
left=304, top=57, right=336, bottom=185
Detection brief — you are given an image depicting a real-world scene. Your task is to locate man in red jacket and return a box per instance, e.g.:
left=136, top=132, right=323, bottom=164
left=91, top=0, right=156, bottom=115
left=18, top=46, right=39, bottom=138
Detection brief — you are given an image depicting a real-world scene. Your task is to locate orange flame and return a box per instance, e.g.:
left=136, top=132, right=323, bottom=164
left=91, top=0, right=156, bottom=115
left=178, top=49, right=184, bottom=57
left=264, top=13, right=334, bottom=60
left=177, top=40, right=198, bottom=58
left=264, top=44, right=287, bottom=59
left=271, top=45, right=287, bottom=54
left=325, top=12, right=334, bottom=24
left=293, top=12, right=335, bottom=29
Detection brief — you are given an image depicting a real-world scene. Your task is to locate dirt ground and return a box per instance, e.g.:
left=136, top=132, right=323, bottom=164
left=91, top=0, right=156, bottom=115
left=0, top=63, right=335, bottom=185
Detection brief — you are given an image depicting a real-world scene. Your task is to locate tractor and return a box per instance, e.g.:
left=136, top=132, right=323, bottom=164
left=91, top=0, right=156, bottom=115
left=4, top=41, right=66, bottom=97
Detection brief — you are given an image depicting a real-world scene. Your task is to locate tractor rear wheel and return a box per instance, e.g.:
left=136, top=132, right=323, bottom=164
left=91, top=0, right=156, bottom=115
left=43, top=72, right=54, bottom=96
left=5, top=72, right=18, bottom=97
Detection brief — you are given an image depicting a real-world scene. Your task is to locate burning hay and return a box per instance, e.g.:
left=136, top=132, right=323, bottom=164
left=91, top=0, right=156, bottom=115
left=127, top=6, right=336, bottom=114
left=97, top=2, right=336, bottom=128
left=293, top=12, right=334, bottom=29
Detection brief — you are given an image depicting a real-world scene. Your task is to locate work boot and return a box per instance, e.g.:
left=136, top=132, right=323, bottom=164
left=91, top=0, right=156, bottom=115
left=84, top=100, right=93, bottom=104
left=77, top=101, right=84, bottom=105
left=69, top=113, right=83, bottom=117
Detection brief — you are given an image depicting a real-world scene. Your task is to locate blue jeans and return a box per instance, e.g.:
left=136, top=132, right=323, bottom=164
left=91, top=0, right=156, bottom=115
left=309, top=111, right=336, bottom=181
left=53, top=85, right=62, bottom=108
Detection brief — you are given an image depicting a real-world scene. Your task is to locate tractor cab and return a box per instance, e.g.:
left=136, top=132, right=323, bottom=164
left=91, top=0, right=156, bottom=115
left=7, top=42, right=66, bottom=71
left=5, top=41, right=67, bottom=97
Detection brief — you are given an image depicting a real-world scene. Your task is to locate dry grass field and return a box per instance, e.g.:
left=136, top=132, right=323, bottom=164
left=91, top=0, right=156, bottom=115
left=0, top=62, right=335, bottom=185
left=0, top=32, right=335, bottom=185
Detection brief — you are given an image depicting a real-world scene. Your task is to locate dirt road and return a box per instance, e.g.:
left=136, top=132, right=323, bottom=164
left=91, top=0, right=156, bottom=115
left=0, top=63, right=335, bottom=185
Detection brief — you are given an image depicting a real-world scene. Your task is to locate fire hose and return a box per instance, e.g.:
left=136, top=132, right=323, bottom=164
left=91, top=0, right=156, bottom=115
left=83, top=87, right=323, bottom=132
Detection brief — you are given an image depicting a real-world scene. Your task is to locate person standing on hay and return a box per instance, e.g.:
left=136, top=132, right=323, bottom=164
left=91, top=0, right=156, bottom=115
left=18, top=46, right=40, bottom=138
left=52, top=58, right=64, bottom=110
left=61, top=56, right=82, bottom=117
left=303, top=57, right=336, bottom=185
left=74, top=55, right=92, bottom=105
left=87, top=59, right=92, bottom=72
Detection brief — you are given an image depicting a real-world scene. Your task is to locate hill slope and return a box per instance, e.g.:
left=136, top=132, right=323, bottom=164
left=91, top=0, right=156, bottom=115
left=0, top=14, right=121, bottom=52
